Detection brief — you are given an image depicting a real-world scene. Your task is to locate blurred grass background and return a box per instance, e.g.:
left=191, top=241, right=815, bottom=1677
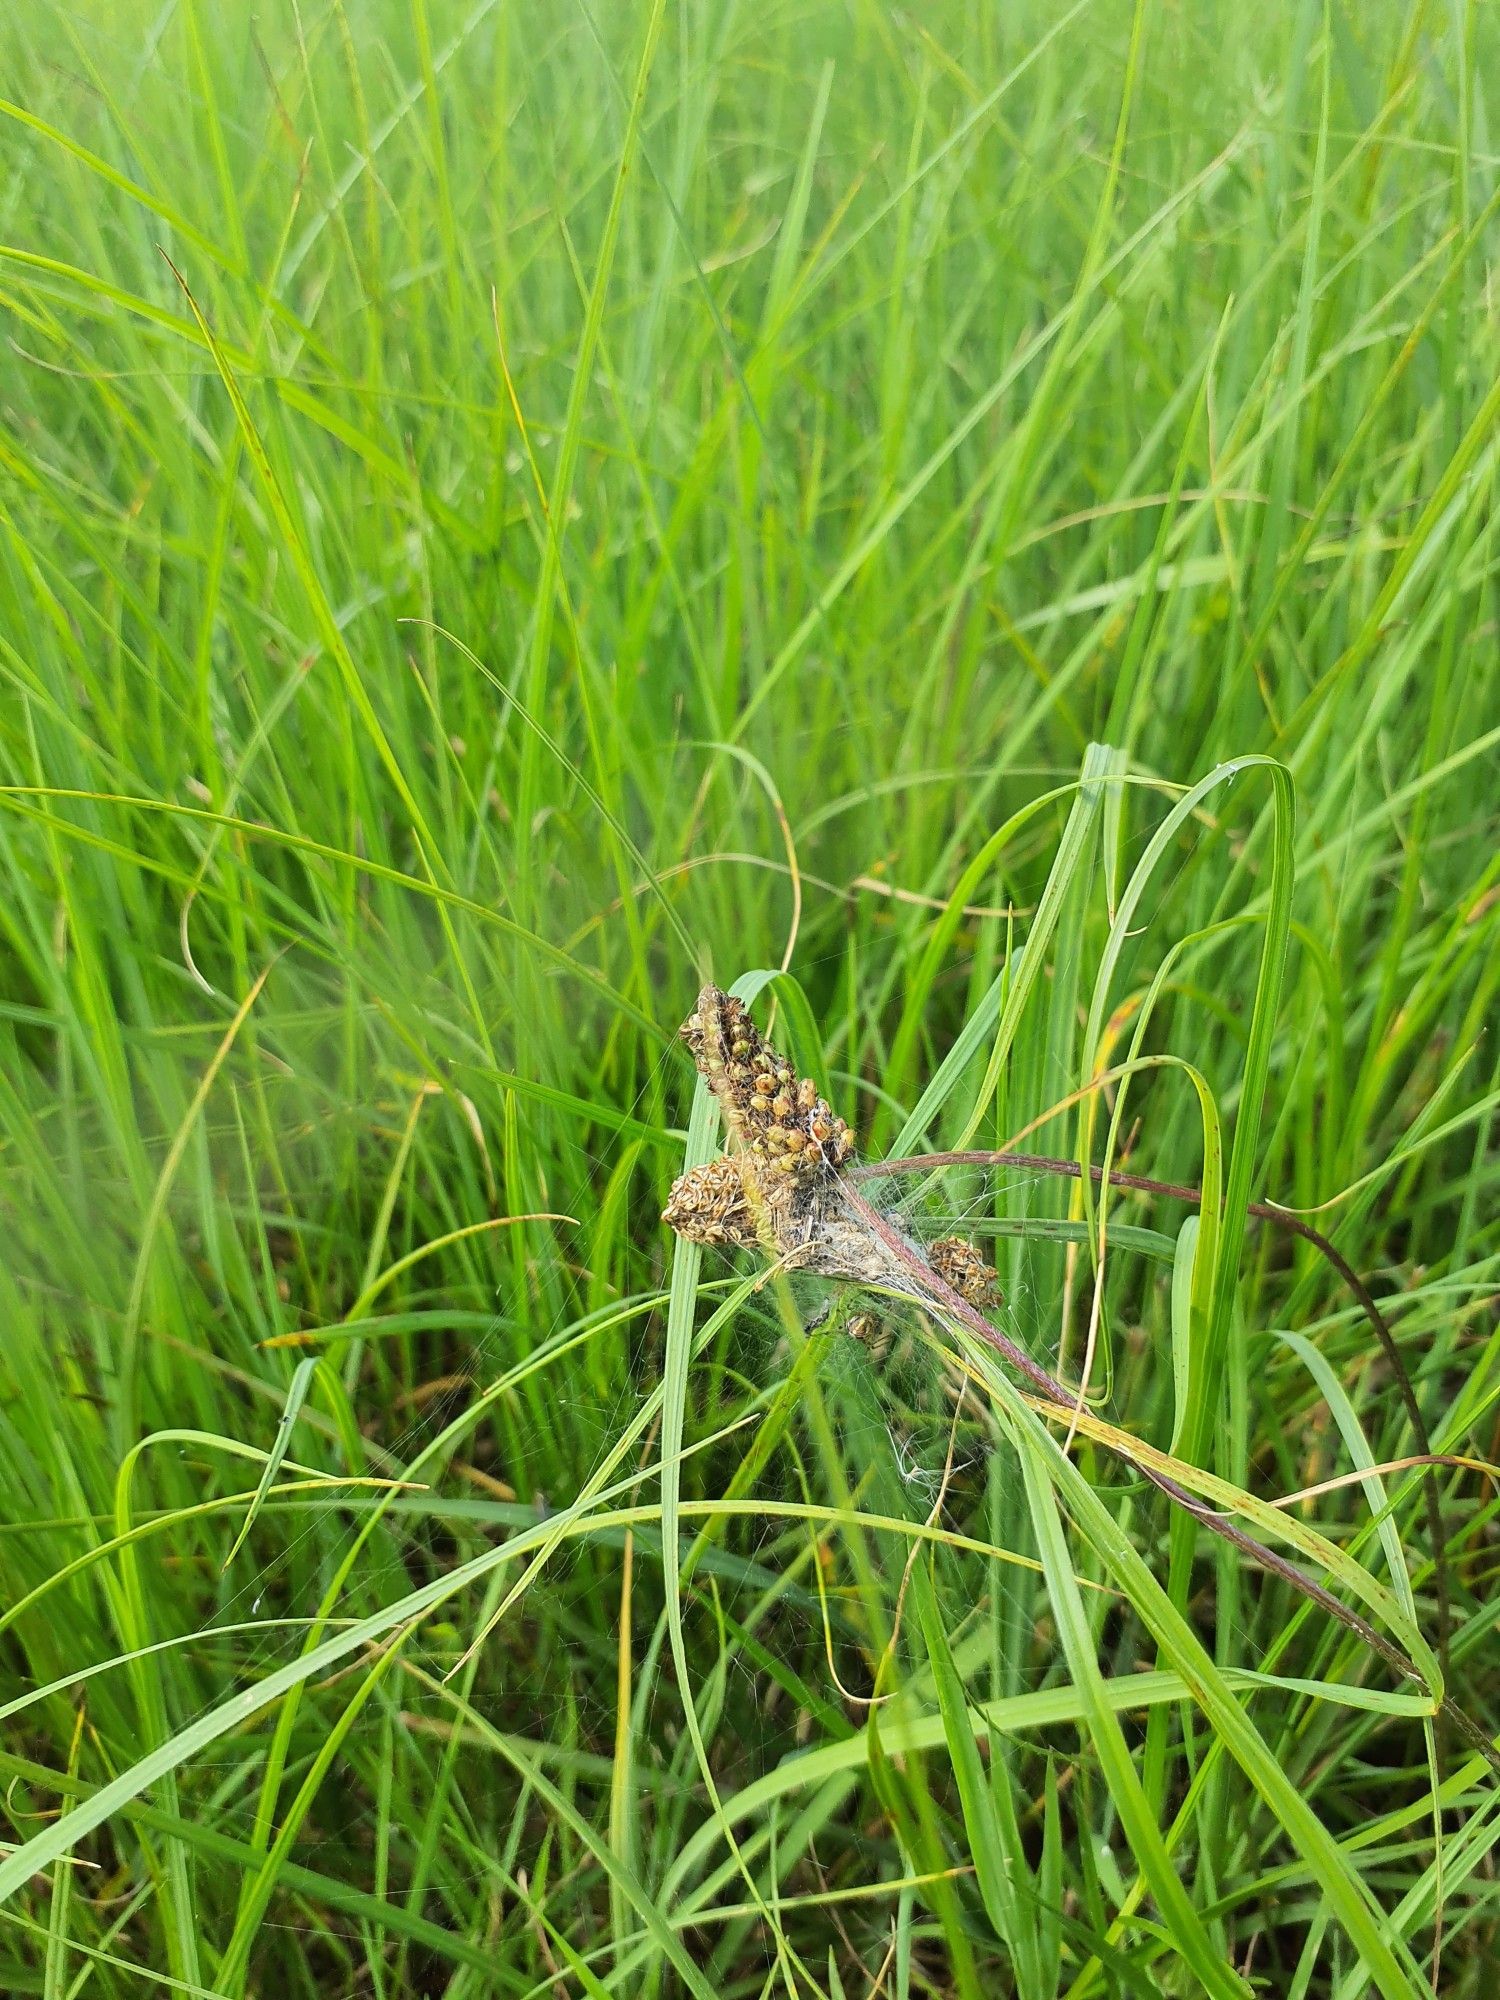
left=1, top=0, right=1498, bottom=1993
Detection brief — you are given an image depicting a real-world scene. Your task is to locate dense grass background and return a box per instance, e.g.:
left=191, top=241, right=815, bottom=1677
left=2, top=0, right=1499, bottom=1993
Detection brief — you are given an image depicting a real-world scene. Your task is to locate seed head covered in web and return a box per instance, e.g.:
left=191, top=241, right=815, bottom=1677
left=679, top=984, right=854, bottom=1180
left=660, top=1151, right=759, bottom=1249
left=663, top=984, right=1000, bottom=1307
left=927, top=1233, right=1001, bottom=1309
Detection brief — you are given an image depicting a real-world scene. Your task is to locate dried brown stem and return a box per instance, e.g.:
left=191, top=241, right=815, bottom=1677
left=836, top=1174, right=1498, bottom=1772
left=664, top=990, right=1494, bottom=1773
left=851, top=1148, right=1453, bottom=1694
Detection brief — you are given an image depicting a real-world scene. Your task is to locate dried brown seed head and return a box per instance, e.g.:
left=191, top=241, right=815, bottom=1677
left=929, top=1236, right=1001, bottom=1309
left=662, top=1156, right=763, bottom=1251
left=667, top=985, right=994, bottom=1307
left=679, top=984, right=856, bottom=1192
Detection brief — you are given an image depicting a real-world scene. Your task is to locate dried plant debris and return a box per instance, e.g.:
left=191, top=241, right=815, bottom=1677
left=927, top=1233, right=1001, bottom=1309
left=663, top=983, right=999, bottom=1308
left=678, top=983, right=854, bottom=1181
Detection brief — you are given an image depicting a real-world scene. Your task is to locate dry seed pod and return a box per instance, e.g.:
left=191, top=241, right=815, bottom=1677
left=663, top=985, right=995, bottom=1307
left=678, top=984, right=853, bottom=1185
left=929, top=1236, right=1001, bottom=1309
left=662, top=1155, right=763, bottom=1250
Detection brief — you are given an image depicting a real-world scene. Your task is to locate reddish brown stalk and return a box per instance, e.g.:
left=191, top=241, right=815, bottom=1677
left=664, top=989, right=1493, bottom=1771
left=851, top=1147, right=1453, bottom=1679
left=835, top=1173, right=1500, bottom=1772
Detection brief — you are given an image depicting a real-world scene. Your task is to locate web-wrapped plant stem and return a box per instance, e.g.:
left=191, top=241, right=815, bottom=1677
left=661, top=984, right=1497, bottom=1772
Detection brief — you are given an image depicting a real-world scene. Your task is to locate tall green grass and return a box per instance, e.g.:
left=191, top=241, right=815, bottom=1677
left=1, top=1, right=1497, bottom=1993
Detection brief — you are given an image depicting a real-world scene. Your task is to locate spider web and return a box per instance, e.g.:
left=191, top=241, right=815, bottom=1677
left=802, top=1155, right=1069, bottom=1503
left=834, top=1154, right=1064, bottom=1338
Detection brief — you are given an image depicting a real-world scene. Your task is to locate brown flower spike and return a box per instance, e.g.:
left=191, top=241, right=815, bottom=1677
left=663, top=985, right=998, bottom=1306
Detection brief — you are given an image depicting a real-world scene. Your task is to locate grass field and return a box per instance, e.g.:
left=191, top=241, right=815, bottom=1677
left=2, top=1, right=1499, bottom=1994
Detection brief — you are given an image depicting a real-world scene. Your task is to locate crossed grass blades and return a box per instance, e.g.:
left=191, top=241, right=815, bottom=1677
left=665, top=982, right=1499, bottom=1771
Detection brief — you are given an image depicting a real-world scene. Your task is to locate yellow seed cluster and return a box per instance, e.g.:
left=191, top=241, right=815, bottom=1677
left=680, top=984, right=854, bottom=1182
